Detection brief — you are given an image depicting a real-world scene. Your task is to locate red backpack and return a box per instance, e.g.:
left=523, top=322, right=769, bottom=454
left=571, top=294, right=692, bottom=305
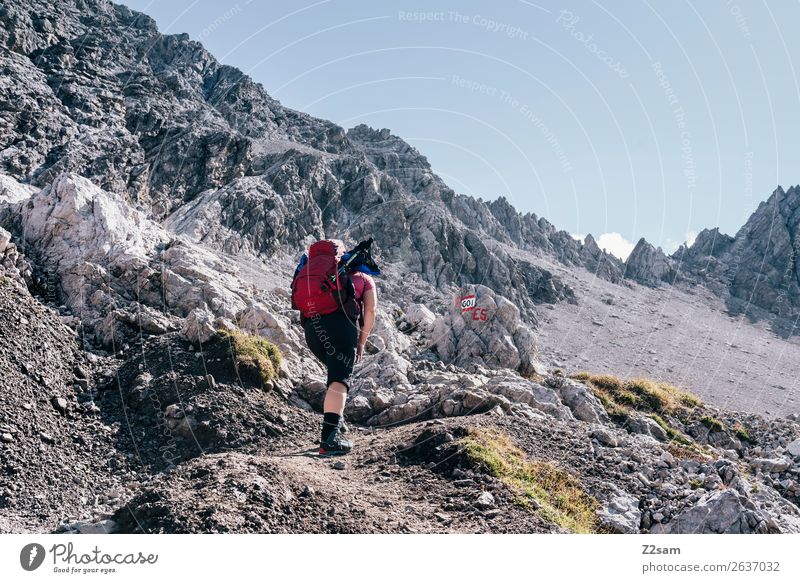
left=291, top=240, right=358, bottom=319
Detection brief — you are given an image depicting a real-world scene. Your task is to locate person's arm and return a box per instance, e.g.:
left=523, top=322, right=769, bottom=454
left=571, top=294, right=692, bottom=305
left=356, top=287, right=377, bottom=361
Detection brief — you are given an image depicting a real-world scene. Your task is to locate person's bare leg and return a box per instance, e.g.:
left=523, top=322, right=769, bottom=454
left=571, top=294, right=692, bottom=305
left=323, top=381, right=347, bottom=415
left=320, top=381, right=352, bottom=452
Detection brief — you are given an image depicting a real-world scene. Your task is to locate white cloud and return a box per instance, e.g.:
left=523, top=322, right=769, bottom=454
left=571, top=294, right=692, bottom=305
left=596, top=232, right=635, bottom=261
left=570, top=233, right=586, bottom=242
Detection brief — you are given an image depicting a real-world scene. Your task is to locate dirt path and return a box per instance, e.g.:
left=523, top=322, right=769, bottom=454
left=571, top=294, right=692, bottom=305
left=268, top=446, right=440, bottom=533
left=265, top=422, right=556, bottom=534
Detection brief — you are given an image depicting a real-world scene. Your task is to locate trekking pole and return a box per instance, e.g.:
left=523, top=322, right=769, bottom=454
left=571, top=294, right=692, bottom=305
left=337, top=238, right=373, bottom=277
left=326, top=238, right=374, bottom=288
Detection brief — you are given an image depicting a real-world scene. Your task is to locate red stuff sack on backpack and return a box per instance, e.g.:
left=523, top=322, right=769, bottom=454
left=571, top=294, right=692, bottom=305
left=291, top=239, right=352, bottom=319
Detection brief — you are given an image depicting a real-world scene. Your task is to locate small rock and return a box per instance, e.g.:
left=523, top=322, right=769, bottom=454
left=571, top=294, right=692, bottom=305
left=475, top=491, right=495, bottom=509
left=434, top=512, right=452, bottom=523
left=452, top=468, right=469, bottom=479
left=786, top=438, right=800, bottom=458
left=659, top=450, right=675, bottom=467
left=39, top=432, right=55, bottom=444
left=51, top=396, right=68, bottom=413
left=332, top=460, right=347, bottom=470
left=78, top=519, right=118, bottom=534
left=1, top=433, right=13, bottom=443
left=591, top=427, right=619, bottom=447
left=483, top=508, right=502, bottom=518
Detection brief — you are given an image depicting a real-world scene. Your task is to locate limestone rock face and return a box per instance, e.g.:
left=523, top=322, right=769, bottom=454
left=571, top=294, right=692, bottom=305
left=581, top=234, right=625, bottom=283
left=163, top=175, right=324, bottom=257
left=3, top=0, right=800, bottom=538
left=18, top=172, right=172, bottom=341
left=725, top=186, right=800, bottom=320
left=663, top=186, right=800, bottom=328
left=0, top=0, right=584, bottom=314
left=7, top=173, right=300, bottom=361
left=625, top=238, right=677, bottom=286
left=0, top=225, right=32, bottom=288
left=432, top=284, right=541, bottom=376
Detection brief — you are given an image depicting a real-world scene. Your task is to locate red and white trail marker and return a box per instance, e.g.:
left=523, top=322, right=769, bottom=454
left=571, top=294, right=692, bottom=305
left=460, top=294, right=477, bottom=312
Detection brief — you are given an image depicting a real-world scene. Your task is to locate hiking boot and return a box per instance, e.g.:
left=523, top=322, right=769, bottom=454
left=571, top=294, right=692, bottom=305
left=319, top=427, right=352, bottom=456
left=338, top=417, right=349, bottom=434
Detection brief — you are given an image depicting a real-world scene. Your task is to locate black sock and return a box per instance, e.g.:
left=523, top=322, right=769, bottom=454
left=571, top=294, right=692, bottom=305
left=321, top=412, right=341, bottom=442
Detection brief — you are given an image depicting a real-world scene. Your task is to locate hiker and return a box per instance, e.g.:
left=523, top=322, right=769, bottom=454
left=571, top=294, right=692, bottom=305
left=291, top=238, right=380, bottom=455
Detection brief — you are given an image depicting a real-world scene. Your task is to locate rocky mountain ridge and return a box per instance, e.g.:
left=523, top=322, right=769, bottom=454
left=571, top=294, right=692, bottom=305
left=1, top=0, right=800, bottom=535
left=3, top=1, right=799, bottom=333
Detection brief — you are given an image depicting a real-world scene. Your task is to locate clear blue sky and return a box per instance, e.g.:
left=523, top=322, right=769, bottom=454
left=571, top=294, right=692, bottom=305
left=122, top=0, right=800, bottom=258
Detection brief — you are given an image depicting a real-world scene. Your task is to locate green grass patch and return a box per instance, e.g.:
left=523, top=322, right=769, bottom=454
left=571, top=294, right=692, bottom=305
left=571, top=372, right=702, bottom=417
left=649, top=414, right=693, bottom=446
left=572, top=373, right=710, bottom=451
left=219, top=329, right=282, bottom=385
left=700, top=415, right=725, bottom=433
left=689, top=478, right=703, bottom=490
left=733, top=423, right=751, bottom=443
left=461, top=428, right=600, bottom=533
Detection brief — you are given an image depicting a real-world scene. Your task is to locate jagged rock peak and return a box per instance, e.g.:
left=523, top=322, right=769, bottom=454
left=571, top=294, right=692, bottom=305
left=625, top=237, right=677, bottom=286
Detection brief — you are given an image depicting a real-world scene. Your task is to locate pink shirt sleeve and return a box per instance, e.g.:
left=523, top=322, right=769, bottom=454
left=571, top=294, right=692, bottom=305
left=352, top=273, right=375, bottom=300
left=362, top=274, right=375, bottom=292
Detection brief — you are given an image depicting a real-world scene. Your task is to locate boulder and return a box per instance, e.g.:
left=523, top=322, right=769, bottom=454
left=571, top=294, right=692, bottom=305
left=786, top=438, right=800, bottom=458
left=295, top=376, right=328, bottom=410
left=591, top=427, right=619, bottom=447
left=625, top=414, right=668, bottom=441
left=598, top=491, right=640, bottom=533
left=182, top=308, right=217, bottom=344
left=750, top=457, right=791, bottom=474
left=482, top=374, right=573, bottom=420
left=402, top=303, right=436, bottom=332
left=475, top=491, right=495, bottom=509
left=650, top=489, right=770, bottom=534
left=432, top=284, right=539, bottom=375
left=236, top=303, right=304, bottom=356
left=0, top=227, right=10, bottom=251
left=551, top=378, right=609, bottom=423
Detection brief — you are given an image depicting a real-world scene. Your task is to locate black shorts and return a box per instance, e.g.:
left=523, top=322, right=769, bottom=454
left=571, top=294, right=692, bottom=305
left=303, top=311, right=358, bottom=390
